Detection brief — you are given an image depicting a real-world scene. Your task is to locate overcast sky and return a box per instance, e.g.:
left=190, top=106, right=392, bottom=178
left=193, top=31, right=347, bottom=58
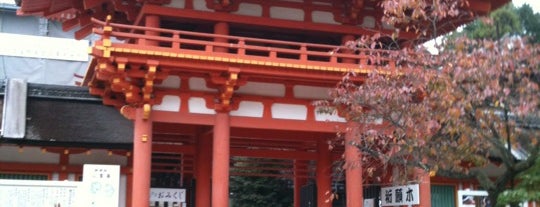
left=512, top=0, right=540, bottom=11
left=1, top=0, right=539, bottom=11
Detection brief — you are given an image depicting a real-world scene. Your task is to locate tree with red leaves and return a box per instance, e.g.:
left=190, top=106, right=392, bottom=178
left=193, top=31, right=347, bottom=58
left=322, top=0, right=540, bottom=206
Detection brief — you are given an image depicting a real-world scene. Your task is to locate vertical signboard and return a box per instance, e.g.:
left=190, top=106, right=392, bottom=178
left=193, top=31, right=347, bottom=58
left=1, top=79, right=27, bottom=138
left=80, top=164, right=120, bottom=207
left=380, top=184, right=420, bottom=206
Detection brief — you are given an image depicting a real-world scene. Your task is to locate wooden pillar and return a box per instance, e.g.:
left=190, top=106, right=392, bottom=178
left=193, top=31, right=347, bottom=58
left=317, top=138, right=332, bottom=207
left=342, top=35, right=356, bottom=64
left=294, top=160, right=307, bottom=207
left=129, top=14, right=159, bottom=207
left=58, top=153, right=69, bottom=180
left=196, top=133, right=212, bottom=207
left=132, top=108, right=153, bottom=207
left=214, top=22, right=229, bottom=53
left=140, top=15, right=160, bottom=46
left=211, top=112, right=231, bottom=207
left=417, top=168, right=432, bottom=207
left=342, top=34, right=362, bottom=206
left=126, top=155, right=133, bottom=207
left=345, top=123, right=363, bottom=207
left=211, top=22, right=232, bottom=207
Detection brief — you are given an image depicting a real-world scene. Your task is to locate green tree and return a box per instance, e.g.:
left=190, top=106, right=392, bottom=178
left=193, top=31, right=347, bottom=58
left=518, top=4, right=540, bottom=43
left=460, top=3, right=540, bottom=43
left=463, top=4, right=521, bottom=39
left=498, top=155, right=540, bottom=206
left=229, top=158, right=293, bottom=207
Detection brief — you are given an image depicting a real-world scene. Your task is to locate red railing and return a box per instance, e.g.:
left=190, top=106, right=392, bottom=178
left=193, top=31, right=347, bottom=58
left=92, top=18, right=397, bottom=70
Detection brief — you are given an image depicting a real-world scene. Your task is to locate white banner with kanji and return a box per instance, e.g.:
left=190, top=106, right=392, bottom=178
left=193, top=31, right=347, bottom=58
left=380, top=184, right=420, bottom=206
left=150, top=188, right=186, bottom=203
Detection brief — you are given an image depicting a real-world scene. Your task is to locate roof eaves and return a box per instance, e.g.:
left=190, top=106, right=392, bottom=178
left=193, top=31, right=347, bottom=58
left=0, top=2, right=18, bottom=11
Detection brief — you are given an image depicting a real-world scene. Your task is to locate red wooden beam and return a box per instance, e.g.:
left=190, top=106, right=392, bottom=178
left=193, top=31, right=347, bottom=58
left=152, top=143, right=196, bottom=154
left=231, top=148, right=317, bottom=160
left=468, top=0, right=492, bottom=13
left=152, top=110, right=347, bottom=132
left=83, top=0, right=108, bottom=10
left=0, top=162, right=131, bottom=174
left=137, top=4, right=418, bottom=40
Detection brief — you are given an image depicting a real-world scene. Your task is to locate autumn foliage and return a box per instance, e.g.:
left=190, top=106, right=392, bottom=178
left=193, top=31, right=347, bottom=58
left=322, top=0, right=540, bottom=205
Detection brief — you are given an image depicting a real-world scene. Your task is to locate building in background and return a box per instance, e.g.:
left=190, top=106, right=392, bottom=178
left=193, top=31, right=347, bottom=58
left=1, top=2, right=133, bottom=207
left=0, top=0, right=525, bottom=207
left=0, top=1, right=90, bottom=85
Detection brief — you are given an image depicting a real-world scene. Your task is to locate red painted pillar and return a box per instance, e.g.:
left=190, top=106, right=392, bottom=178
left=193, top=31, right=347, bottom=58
left=317, top=138, right=332, bottom=207
left=132, top=108, right=153, bottom=207
left=416, top=168, right=432, bottom=207
left=126, top=155, right=133, bottom=207
left=140, top=15, right=160, bottom=46
left=129, top=14, right=159, bottom=207
left=214, top=22, right=229, bottom=53
left=342, top=35, right=356, bottom=64
left=345, top=123, right=363, bottom=207
left=294, top=160, right=307, bottom=207
left=196, top=133, right=212, bottom=207
left=58, top=153, right=69, bottom=180
left=212, top=112, right=231, bottom=207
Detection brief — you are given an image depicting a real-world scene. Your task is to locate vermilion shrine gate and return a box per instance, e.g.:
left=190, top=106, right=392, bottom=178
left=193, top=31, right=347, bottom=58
left=13, top=0, right=509, bottom=206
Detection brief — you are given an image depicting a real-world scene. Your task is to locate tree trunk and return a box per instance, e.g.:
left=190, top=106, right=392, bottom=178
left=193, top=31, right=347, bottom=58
left=488, top=189, right=501, bottom=207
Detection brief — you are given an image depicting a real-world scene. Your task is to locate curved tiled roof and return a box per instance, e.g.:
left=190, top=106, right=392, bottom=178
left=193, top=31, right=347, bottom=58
left=0, top=82, right=133, bottom=149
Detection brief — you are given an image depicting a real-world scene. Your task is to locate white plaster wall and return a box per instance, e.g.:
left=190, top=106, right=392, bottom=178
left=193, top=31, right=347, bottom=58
left=230, top=101, right=264, bottom=117
left=271, top=103, right=307, bottom=120
left=270, top=7, right=304, bottom=21
left=314, top=106, right=346, bottom=122
left=233, top=3, right=263, bottom=17
left=163, top=0, right=186, bottom=8
left=156, top=75, right=181, bottom=89
left=70, top=149, right=127, bottom=166
left=51, top=173, right=59, bottom=180
left=362, top=16, right=376, bottom=28
left=193, top=0, right=212, bottom=11
left=312, top=11, right=338, bottom=24
left=189, top=77, right=216, bottom=92
left=153, top=95, right=181, bottom=112
left=0, top=145, right=59, bottom=164
left=188, top=97, right=215, bottom=114
left=236, top=81, right=285, bottom=97
left=293, top=85, right=331, bottom=99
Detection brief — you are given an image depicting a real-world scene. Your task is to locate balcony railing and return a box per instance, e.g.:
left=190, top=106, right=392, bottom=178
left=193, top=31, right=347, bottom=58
left=91, top=17, right=398, bottom=72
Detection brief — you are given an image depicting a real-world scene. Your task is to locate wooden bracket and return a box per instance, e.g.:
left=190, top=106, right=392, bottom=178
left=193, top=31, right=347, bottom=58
left=215, top=68, right=241, bottom=112
left=141, top=134, right=149, bottom=143
left=120, top=105, right=136, bottom=120
left=143, top=103, right=152, bottom=120
left=143, top=60, right=159, bottom=102
left=120, top=104, right=151, bottom=120
left=101, top=15, right=113, bottom=58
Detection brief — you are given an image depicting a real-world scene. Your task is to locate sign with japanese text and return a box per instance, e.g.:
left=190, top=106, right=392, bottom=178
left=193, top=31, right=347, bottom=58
left=380, top=184, right=420, bottom=206
left=0, top=33, right=89, bottom=62
left=0, top=179, right=79, bottom=207
left=80, top=164, right=120, bottom=207
left=150, top=188, right=186, bottom=203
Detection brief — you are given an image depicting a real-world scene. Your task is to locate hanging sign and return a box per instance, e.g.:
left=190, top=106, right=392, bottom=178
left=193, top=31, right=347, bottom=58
left=0, top=32, right=89, bottom=62
left=380, top=184, right=420, bottom=206
left=150, top=188, right=186, bottom=203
